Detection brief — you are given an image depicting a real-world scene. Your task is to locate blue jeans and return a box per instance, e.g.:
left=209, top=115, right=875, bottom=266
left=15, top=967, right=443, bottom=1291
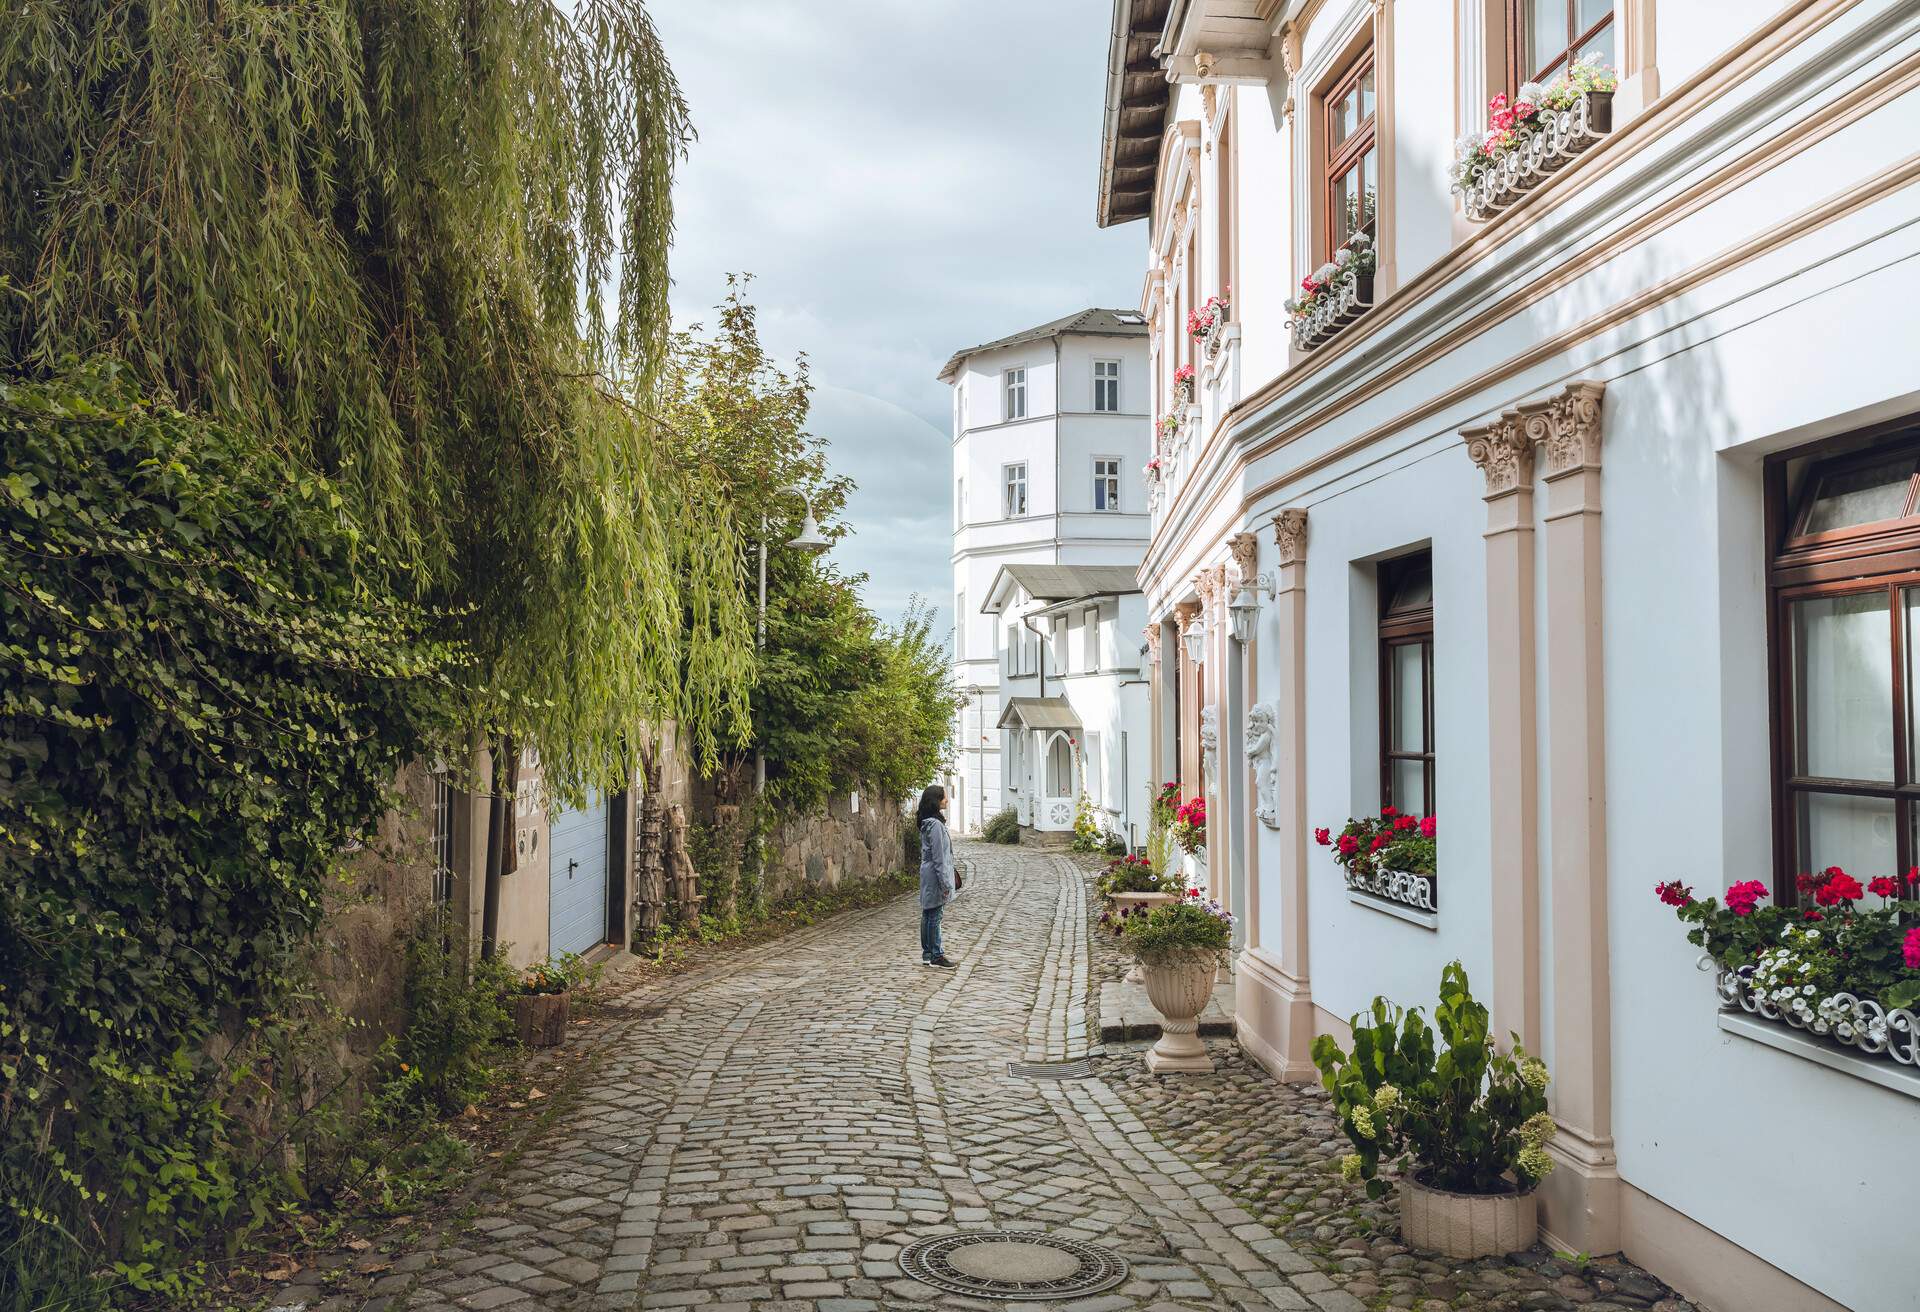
left=920, top=905, right=945, bottom=961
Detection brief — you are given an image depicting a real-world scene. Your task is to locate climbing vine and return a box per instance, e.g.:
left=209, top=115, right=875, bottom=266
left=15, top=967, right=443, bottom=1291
left=0, top=366, right=465, bottom=1305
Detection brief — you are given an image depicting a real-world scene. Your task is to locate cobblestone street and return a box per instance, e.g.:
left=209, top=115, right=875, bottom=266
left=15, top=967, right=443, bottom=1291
left=265, top=843, right=1695, bottom=1312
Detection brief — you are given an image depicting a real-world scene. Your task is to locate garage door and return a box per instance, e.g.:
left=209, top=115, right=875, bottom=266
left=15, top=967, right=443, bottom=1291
left=547, top=794, right=610, bottom=959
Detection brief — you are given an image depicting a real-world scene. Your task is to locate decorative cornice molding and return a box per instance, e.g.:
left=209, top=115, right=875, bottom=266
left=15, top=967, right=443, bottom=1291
left=1462, top=413, right=1535, bottom=499
left=1272, top=508, right=1308, bottom=565
left=1519, top=379, right=1607, bottom=478
left=1228, top=531, right=1261, bottom=582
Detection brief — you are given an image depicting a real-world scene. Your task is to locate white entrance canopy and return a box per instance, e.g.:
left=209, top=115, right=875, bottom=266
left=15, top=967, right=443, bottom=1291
left=996, top=696, right=1083, bottom=732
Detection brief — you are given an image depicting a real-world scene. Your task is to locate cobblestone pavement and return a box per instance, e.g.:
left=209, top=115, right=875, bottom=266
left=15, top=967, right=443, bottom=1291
left=264, top=842, right=1697, bottom=1312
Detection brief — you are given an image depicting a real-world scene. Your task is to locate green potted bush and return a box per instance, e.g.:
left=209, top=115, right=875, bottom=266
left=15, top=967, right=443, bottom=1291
left=1312, top=962, right=1556, bottom=1258
left=1105, top=898, right=1233, bottom=1073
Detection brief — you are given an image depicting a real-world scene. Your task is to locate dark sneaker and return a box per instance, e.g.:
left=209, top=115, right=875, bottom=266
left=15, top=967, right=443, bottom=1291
left=927, top=956, right=956, bottom=969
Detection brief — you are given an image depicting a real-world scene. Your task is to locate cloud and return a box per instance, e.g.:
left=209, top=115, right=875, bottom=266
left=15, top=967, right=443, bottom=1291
left=653, top=0, right=1142, bottom=630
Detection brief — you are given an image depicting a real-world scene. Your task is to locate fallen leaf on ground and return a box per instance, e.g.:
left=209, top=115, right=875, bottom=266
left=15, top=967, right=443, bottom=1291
left=261, top=1263, right=299, bottom=1280
left=528, top=1088, right=546, bottom=1099
left=345, top=1238, right=371, bottom=1251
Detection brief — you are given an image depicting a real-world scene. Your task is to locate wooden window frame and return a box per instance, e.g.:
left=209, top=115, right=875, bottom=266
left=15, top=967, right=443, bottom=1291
left=1093, top=456, right=1122, bottom=513
left=1322, top=48, right=1378, bottom=262
left=1378, top=553, right=1435, bottom=817
left=1093, top=359, right=1121, bottom=414
left=1002, top=461, right=1028, bottom=519
left=1507, top=0, right=1616, bottom=92
left=1004, top=367, right=1027, bottom=421
left=1766, top=426, right=1920, bottom=899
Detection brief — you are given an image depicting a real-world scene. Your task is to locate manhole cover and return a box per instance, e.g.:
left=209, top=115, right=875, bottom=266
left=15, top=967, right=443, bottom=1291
left=1006, top=1060, right=1092, bottom=1080
left=897, top=1231, right=1129, bottom=1300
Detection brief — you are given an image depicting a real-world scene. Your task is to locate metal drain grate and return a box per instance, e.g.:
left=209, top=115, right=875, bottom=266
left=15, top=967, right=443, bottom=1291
left=1006, top=1059, right=1092, bottom=1080
left=898, top=1231, right=1129, bottom=1301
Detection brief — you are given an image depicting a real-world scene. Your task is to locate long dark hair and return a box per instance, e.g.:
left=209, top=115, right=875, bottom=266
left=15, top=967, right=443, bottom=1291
left=915, top=784, right=947, bottom=825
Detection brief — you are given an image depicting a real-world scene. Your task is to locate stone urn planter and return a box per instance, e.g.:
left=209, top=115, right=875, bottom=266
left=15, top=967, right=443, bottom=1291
left=1399, top=1172, right=1537, bottom=1259
left=512, top=990, right=571, bottom=1048
left=1141, top=949, right=1220, bottom=1074
left=1107, top=891, right=1177, bottom=982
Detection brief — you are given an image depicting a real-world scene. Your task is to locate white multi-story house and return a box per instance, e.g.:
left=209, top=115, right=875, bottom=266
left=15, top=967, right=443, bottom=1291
left=1097, top=2, right=1920, bottom=1309
left=941, top=310, right=1152, bottom=836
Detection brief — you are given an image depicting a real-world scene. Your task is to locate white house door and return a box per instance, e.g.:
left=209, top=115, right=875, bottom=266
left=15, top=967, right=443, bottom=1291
left=1038, top=732, right=1077, bottom=831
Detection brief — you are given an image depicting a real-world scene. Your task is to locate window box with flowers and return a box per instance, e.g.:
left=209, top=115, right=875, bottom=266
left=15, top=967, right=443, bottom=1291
left=1656, top=868, right=1920, bottom=1095
left=1187, top=291, right=1231, bottom=360
left=1452, top=56, right=1617, bottom=223
left=1170, top=794, right=1207, bottom=856
left=1172, top=364, right=1196, bottom=406
left=1317, top=806, right=1437, bottom=927
left=1287, top=233, right=1375, bottom=352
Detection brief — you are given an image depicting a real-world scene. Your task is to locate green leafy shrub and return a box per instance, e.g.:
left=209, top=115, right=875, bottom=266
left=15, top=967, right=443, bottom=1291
left=982, top=807, right=1021, bottom=844
left=398, top=925, right=518, bottom=1113
left=1312, top=962, right=1556, bottom=1200
left=0, top=367, right=462, bottom=1305
left=1105, top=899, right=1233, bottom=966
left=1069, top=791, right=1102, bottom=853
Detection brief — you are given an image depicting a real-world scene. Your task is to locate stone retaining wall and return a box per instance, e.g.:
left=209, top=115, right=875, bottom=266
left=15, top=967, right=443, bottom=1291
left=763, top=793, right=909, bottom=903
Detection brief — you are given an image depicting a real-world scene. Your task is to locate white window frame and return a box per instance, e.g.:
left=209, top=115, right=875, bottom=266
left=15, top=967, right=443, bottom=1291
left=955, top=592, right=966, bottom=659
left=1093, top=359, right=1121, bottom=413
left=1093, top=456, right=1122, bottom=513
left=1004, top=367, right=1028, bottom=421
left=1003, top=462, right=1028, bottom=519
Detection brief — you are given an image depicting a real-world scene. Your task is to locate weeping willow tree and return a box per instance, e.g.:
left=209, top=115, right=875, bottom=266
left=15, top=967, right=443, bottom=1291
left=0, top=0, right=753, bottom=791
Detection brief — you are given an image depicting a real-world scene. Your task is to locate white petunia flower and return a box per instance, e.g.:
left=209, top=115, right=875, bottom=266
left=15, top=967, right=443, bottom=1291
left=1517, top=81, right=1548, bottom=106
left=1313, top=262, right=1338, bottom=283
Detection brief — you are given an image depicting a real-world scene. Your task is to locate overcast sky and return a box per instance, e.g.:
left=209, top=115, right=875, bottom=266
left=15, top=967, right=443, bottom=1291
left=653, top=0, right=1141, bottom=637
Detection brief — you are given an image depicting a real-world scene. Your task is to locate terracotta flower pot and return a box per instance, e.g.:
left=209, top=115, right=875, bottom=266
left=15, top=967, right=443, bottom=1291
left=1398, top=1171, right=1537, bottom=1259
left=513, top=990, right=571, bottom=1048
left=1140, top=949, right=1218, bottom=1073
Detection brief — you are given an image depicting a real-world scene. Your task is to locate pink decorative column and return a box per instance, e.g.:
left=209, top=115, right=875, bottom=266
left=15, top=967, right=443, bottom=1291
left=1229, top=532, right=1263, bottom=950
left=1462, top=413, right=1542, bottom=1053
left=1526, top=380, right=1619, bottom=1255
left=1238, top=509, right=1316, bottom=1081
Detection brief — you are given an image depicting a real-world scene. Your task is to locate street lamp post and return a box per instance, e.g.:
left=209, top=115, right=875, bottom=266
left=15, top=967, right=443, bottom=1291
left=756, top=493, right=830, bottom=792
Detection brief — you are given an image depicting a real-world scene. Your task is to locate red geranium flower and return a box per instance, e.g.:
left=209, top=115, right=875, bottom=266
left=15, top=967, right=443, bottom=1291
left=1904, top=926, right=1920, bottom=970
left=1394, top=814, right=1416, bottom=831
left=1815, top=871, right=1864, bottom=905
left=1655, top=880, right=1693, bottom=908
left=1381, top=805, right=1398, bottom=817
left=1314, top=827, right=1331, bottom=846
left=1724, top=880, right=1769, bottom=917
left=1419, top=815, right=1437, bottom=839
left=1337, top=834, right=1359, bottom=856
left=1868, top=876, right=1900, bottom=899
left=1803, top=909, right=1825, bottom=922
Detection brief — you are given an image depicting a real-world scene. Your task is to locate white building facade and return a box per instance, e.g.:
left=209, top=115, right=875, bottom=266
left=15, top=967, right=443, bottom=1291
left=983, top=564, right=1152, bottom=845
left=942, top=311, right=1153, bottom=836
left=1098, top=2, right=1920, bottom=1309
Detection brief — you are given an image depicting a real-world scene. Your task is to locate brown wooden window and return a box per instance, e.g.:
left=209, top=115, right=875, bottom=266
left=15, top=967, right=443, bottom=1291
left=1769, top=430, right=1920, bottom=898
left=1323, top=49, right=1377, bottom=259
left=1510, top=0, right=1614, bottom=89
left=1380, top=552, right=1434, bottom=816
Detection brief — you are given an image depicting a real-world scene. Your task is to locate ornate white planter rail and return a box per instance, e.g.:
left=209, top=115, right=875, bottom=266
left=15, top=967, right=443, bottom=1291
left=1291, top=274, right=1374, bottom=352
left=1460, top=92, right=1613, bottom=222
left=1346, top=862, right=1436, bottom=914
left=1713, top=965, right=1920, bottom=1071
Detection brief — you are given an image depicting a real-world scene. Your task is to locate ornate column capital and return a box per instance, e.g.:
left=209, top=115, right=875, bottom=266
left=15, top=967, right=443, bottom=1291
left=1228, top=532, right=1261, bottom=582
left=1463, top=413, right=1534, bottom=499
left=1194, top=566, right=1226, bottom=609
left=1518, top=380, right=1607, bottom=479
left=1174, top=599, right=1201, bottom=629
left=1272, top=508, right=1308, bottom=565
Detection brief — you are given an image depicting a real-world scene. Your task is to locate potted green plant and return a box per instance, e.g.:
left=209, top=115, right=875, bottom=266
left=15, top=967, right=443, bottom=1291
left=1312, top=962, right=1557, bottom=1258
left=512, top=958, right=575, bottom=1047
left=1106, top=897, right=1233, bottom=1073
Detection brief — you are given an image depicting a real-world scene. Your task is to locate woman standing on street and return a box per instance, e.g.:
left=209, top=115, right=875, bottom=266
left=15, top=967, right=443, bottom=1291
left=917, top=785, right=957, bottom=968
